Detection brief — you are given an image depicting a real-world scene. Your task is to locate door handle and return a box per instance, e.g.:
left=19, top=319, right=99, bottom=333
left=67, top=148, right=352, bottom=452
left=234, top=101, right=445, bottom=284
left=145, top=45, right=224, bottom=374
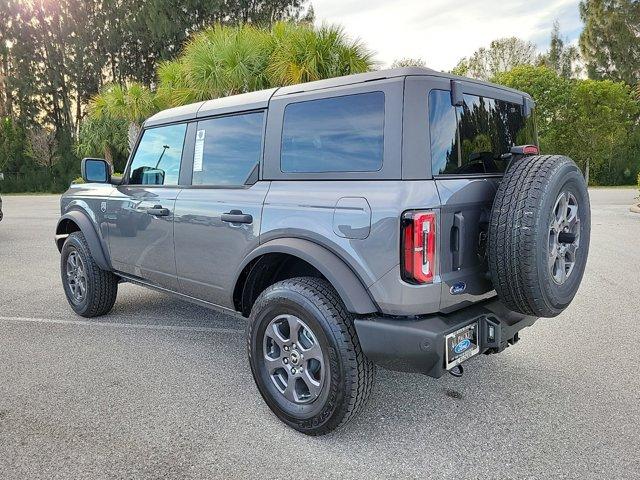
left=221, top=209, right=253, bottom=224
left=452, top=212, right=465, bottom=270
left=146, top=205, right=170, bottom=216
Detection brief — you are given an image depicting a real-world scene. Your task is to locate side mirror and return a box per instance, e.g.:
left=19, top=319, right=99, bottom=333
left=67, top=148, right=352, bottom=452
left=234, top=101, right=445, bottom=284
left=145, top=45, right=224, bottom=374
left=81, top=158, right=111, bottom=183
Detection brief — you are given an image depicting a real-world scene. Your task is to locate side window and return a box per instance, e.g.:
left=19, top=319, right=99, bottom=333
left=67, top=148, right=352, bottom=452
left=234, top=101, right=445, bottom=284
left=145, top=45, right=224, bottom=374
left=281, top=92, right=385, bottom=173
left=192, top=112, right=264, bottom=186
left=429, top=90, right=536, bottom=176
left=428, top=90, right=459, bottom=176
left=128, top=124, right=187, bottom=185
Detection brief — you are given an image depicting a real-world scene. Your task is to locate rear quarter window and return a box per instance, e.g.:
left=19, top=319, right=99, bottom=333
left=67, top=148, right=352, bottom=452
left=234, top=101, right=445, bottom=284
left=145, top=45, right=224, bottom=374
left=280, top=92, right=385, bottom=173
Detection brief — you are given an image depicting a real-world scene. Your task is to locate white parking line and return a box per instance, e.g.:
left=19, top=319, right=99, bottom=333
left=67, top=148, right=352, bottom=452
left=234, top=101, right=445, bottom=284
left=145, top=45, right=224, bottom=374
left=0, top=315, right=242, bottom=334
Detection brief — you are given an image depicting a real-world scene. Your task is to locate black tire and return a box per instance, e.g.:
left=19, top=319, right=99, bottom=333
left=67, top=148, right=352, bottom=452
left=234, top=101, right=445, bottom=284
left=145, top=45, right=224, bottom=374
left=60, top=231, right=118, bottom=317
left=247, top=277, right=375, bottom=436
left=488, top=154, right=590, bottom=318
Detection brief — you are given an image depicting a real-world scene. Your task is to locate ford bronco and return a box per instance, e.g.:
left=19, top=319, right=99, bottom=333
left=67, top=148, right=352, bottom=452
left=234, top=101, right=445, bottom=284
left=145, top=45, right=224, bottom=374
left=55, top=67, right=590, bottom=435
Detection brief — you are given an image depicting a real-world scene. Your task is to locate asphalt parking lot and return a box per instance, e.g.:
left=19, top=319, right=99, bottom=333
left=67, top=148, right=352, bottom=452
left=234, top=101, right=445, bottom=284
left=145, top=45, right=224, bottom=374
left=0, top=189, right=639, bottom=479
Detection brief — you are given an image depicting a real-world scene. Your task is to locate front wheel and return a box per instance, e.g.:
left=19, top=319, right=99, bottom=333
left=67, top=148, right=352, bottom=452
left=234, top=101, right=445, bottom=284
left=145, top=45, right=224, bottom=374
left=247, top=277, right=375, bottom=436
left=61, top=232, right=119, bottom=317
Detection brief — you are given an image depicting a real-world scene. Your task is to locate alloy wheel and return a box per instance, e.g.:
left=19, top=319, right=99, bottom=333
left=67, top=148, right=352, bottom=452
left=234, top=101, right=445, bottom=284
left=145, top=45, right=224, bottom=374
left=548, top=191, right=580, bottom=285
left=66, top=250, right=87, bottom=303
left=262, top=314, right=325, bottom=404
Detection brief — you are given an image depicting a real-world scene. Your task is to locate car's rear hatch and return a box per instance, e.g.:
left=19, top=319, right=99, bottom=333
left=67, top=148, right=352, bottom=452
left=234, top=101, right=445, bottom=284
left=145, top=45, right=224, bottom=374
left=426, top=83, right=538, bottom=313
left=436, top=177, right=499, bottom=312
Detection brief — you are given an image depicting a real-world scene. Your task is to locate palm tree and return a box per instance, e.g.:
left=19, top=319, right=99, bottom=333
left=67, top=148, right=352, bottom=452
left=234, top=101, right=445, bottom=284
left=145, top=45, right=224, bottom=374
left=156, top=22, right=375, bottom=107
left=88, top=83, right=158, bottom=153
left=75, top=115, right=129, bottom=170
left=79, top=22, right=376, bottom=162
left=267, top=22, right=374, bottom=85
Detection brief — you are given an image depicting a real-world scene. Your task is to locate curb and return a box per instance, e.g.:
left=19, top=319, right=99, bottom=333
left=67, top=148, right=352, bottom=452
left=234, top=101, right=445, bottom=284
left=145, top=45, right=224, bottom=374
left=630, top=203, right=640, bottom=214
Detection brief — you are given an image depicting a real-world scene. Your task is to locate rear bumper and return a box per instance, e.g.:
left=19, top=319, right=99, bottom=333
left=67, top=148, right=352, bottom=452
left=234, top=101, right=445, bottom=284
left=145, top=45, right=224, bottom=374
left=354, top=299, right=538, bottom=378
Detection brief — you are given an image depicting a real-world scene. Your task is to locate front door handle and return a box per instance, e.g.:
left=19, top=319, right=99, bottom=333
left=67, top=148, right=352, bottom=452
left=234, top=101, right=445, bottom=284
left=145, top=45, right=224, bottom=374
left=146, top=205, right=170, bottom=217
left=221, top=209, right=253, bottom=224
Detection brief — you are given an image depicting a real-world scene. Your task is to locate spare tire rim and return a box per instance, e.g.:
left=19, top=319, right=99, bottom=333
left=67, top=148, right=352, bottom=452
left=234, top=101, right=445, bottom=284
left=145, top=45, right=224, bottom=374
left=548, top=192, right=580, bottom=285
left=262, top=314, right=325, bottom=404
left=66, top=250, right=87, bottom=302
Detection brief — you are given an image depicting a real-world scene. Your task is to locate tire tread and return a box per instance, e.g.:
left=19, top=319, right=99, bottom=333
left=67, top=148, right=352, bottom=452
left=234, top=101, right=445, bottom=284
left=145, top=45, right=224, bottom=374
left=247, top=276, right=375, bottom=435
left=62, top=232, right=118, bottom=317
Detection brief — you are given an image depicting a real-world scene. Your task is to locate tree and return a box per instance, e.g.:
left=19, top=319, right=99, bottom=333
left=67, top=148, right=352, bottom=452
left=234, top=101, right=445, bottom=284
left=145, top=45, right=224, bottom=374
left=494, top=65, right=640, bottom=185
left=80, top=21, right=375, bottom=163
left=88, top=82, right=159, bottom=154
left=579, top=0, right=640, bottom=85
left=28, top=128, right=59, bottom=172
left=154, top=22, right=374, bottom=107
left=571, top=79, right=640, bottom=184
left=76, top=115, right=129, bottom=172
left=267, top=22, right=374, bottom=85
left=539, top=20, right=581, bottom=78
left=1, top=0, right=314, bottom=192
left=452, top=37, right=537, bottom=80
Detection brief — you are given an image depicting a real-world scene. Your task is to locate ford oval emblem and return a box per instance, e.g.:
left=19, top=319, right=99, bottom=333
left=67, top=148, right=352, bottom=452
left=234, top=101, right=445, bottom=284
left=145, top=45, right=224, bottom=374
left=454, top=339, right=471, bottom=354
left=450, top=282, right=466, bottom=295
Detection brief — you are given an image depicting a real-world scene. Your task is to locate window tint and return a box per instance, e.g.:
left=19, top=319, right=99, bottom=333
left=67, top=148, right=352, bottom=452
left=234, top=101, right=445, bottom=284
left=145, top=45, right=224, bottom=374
left=429, top=89, right=537, bottom=176
left=128, top=124, right=186, bottom=185
left=428, top=90, right=459, bottom=176
left=193, top=112, right=264, bottom=186
left=281, top=92, right=385, bottom=173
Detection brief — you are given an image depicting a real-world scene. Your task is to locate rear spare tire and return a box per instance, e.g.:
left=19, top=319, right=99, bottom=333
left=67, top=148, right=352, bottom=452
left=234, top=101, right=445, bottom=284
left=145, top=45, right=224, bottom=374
left=488, top=155, right=590, bottom=317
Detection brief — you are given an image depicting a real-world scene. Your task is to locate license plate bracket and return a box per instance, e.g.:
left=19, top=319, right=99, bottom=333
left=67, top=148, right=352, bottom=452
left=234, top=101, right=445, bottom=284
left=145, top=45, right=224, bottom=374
left=445, top=322, right=480, bottom=370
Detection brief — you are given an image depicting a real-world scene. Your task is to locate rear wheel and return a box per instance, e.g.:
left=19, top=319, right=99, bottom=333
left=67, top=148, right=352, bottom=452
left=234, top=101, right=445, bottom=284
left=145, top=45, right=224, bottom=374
left=247, top=277, right=375, bottom=436
left=61, top=232, right=118, bottom=317
left=488, top=155, right=591, bottom=317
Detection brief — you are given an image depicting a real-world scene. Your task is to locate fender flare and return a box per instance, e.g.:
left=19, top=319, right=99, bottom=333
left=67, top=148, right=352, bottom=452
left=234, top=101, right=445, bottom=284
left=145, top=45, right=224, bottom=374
left=55, top=210, right=112, bottom=271
left=236, top=238, right=378, bottom=315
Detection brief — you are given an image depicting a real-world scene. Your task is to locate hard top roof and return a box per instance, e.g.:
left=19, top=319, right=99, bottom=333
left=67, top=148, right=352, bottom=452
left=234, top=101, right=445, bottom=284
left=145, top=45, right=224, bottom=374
left=144, top=67, right=532, bottom=127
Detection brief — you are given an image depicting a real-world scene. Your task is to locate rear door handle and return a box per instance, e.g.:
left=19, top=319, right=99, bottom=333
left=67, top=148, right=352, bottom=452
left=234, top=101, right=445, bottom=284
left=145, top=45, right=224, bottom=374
left=452, top=212, right=465, bottom=270
left=221, top=210, right=253, bottom=224
left=146, top=205, right=170, bottom=216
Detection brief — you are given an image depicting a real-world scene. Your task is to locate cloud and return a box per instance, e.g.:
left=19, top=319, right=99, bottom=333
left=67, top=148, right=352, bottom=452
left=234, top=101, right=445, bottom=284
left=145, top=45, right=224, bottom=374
left=312, top=0, right=583, bottom=70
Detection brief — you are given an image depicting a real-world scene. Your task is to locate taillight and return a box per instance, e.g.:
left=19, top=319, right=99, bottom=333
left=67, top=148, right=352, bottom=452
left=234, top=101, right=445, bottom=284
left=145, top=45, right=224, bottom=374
left=401, top=211, right=436, bottom=284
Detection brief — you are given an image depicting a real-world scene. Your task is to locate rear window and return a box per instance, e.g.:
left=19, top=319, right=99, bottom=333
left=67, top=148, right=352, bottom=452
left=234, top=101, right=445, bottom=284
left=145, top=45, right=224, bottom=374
left=281, top=92, right=385, bottom=173
left=429, top=89, right=536, bottom=176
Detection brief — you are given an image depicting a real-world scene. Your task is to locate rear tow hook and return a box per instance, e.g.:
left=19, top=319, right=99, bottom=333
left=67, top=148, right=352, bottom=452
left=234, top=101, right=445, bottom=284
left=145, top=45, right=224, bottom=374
left=449, top=365, right=464, bottom=377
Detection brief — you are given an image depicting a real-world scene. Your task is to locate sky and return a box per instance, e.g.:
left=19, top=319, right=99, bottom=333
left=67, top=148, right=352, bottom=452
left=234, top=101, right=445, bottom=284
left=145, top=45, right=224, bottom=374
left=312, top=0, right=583, bottom=71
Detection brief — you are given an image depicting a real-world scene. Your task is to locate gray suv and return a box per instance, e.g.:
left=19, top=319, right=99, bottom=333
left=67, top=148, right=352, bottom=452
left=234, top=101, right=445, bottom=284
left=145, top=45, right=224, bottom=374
left=56, top=67, right=590, bottom=435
